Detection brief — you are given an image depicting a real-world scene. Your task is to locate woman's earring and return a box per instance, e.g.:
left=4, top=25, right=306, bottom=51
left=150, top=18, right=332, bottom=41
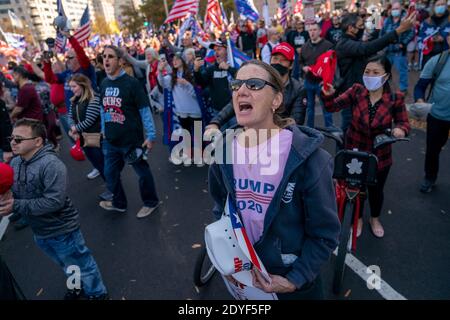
left=272, top=108, right=276, bottom=114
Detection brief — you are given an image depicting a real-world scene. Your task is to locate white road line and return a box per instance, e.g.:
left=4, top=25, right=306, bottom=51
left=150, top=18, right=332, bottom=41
left=0, top=216, right=10, bottom=241
left=333, top=249, right=407, bottom=300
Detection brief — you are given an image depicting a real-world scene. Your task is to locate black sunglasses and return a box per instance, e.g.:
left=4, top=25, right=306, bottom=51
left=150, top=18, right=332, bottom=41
left=66, top=56, right=76, bottom=60
left=230, top=78, right=277, bottom=92
left=103, top=54, right=117, bottom=59
left=8, top=136, right=38, bottom=144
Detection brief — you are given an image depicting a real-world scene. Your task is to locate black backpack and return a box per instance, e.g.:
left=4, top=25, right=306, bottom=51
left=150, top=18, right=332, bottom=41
left=427, top=50, right=449, bottom=101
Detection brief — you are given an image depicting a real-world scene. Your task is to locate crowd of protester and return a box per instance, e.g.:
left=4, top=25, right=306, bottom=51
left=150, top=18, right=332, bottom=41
left=0, top=0, right=449, bottom=300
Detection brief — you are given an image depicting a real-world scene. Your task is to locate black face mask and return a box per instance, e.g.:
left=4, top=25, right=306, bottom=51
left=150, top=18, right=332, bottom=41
left=271, top=63, right=289, bottom=76
left=356, top=27, right=365, bottom=40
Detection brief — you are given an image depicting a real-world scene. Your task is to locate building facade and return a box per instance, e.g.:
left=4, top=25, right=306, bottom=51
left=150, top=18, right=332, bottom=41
left=0, top=0, right=96, bottom=42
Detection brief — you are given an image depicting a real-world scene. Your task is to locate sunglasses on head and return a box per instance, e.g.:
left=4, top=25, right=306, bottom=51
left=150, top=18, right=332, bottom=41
left=8, top=136, right=38, bottom=144
left=229, top=78, right=277, bottom=92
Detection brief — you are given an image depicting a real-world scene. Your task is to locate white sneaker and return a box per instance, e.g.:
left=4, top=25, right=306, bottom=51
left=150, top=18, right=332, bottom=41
left=87, top=168, right=100, bottom=180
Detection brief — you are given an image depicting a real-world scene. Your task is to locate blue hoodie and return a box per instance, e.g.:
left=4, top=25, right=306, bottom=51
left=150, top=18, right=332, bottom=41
left=208, top=125, right=340, bottom=291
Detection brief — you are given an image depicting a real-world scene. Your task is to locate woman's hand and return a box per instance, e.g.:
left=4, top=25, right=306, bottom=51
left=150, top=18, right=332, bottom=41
left=0, top=190, right=14, bottom=217
left=158, top=61, right=168, bottom=72
left=251, top=269, right=296, bottom=294
left=392, top=128, right=406, bottom=139
left=176, top=78, right=189, bottom=86
left=322, top=83, right=336, bottom=96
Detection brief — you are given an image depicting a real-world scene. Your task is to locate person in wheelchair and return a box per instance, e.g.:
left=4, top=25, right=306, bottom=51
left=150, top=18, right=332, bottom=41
left=208, top=60, right=340, bottom=299
left=321, top=55, right=410, bottom=238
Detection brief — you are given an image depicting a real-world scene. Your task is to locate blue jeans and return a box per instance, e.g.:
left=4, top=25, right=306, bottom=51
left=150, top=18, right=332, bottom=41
left=34, top=229, right=107, bottom=297
left=58, top=113, right=74, bottom=144
left=304, top=79, right=334, bottom=128
left=103, top=140, right=159, bottom=209
left=84, top=145, right=105, bottom=180
left=387, top=53, right=408, bottom=92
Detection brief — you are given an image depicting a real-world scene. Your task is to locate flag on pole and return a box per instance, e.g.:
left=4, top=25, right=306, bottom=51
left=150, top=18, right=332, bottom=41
left=206, top=0, right=224, bottom=31
left=55, top=0, right=67, bottom=53
left=227, top=35, right=251, bottom=68
left=165, top=0, right=199, bottom=24
left=234, top=0, right=259, bottom=22
left=262, top=0, right=270, bottom=28
left=220, top=2, right=229, bottom=26
left=73, top=6, right=92, bottom=47
left=8, top=10, right=23, bottom=29
left=279, top=0, right=289, bottom=29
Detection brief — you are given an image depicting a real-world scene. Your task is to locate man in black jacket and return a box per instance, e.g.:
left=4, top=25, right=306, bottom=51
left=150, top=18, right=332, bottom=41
left=194, top=40, right=237, bottom=114
left=335, top=12, right=416, bottom=131
left=205, top=43, right=306, bottom=130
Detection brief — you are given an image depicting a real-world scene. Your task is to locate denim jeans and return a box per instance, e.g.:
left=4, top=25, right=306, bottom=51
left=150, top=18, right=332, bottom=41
left=103, top=140, right=159, bottom=209
left=58, top=113, right=74, bottom=144
left=304, top=79, right=334, bottom=128
left=83, top=146, right=105, bottom=180
left=387, top=53, right=409, bottom=92
left=34, top=229, right=107, bottom=297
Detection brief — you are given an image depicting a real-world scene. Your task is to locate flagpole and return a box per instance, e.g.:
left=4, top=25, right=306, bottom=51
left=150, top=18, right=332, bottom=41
left=163, top=0, right=169, bottom=18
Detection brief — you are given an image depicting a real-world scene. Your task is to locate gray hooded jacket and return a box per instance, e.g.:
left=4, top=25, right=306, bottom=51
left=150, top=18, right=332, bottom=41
left=10, top=144, right=79, bottom=239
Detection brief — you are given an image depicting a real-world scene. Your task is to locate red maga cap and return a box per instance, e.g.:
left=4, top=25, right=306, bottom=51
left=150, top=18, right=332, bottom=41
left=271, top=42, right=295, bottom=62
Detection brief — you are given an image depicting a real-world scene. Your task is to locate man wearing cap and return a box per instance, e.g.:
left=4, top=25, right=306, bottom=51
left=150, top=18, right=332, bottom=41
left=300, top=22, right=334, bottom=129
left=206, top=42, right=306, bottom=130
left=194, top=40, right=237, bottom=116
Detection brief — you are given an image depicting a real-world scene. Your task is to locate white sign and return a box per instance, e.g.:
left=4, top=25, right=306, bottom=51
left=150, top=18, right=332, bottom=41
left=304, top=6, right=315, bottom=25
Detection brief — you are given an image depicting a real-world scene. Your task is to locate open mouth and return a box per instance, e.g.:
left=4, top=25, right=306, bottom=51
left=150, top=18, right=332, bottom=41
left=238, top=102, right=253, bottom=114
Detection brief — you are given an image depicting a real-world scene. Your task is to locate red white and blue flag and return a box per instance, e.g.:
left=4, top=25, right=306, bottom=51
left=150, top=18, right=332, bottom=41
left=165, top=0, right=199, bottom=24
left=279, top=0, right=289, bottom=29
left=55, top=0, right=67, bottom=53
left=73, top=6, right=91, bottom=47
left=206, top=0, right=224, bottom=31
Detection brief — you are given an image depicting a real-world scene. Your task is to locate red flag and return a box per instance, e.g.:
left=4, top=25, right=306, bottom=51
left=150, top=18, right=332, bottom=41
left=294, top=0, right=302, bottom=14
left=309, top=50, right=337, bottom=89
left=422, top=36, right=433, bottom=55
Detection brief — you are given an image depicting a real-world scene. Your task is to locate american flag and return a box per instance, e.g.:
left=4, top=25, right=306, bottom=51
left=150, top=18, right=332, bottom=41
left=206, top=0, right=223, bottom=31
left=55, top=0, right=67, bottom=53
left=164, top=0, right=199, bottom=24
left=279, top=0, right=289, bottom=29
left=73, top=6, right=91, bottom=47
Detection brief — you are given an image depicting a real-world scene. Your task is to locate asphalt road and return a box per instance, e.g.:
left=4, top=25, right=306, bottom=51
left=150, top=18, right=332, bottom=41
left=1, top=70, right=449, bottom=300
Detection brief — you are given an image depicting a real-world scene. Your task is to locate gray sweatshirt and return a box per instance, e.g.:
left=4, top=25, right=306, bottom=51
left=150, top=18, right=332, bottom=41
left=10, top=144, right=79, bottom=239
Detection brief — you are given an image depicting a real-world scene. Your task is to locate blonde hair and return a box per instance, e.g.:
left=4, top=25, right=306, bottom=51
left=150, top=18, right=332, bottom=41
left=69, top=74, right=94, bottom=104
left=239, top=60, right=295, bottom=129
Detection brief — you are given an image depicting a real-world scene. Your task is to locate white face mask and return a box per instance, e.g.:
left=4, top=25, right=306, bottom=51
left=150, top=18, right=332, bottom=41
left=365, top=20, right=375, bottom=30
left=363, top=74, right=387, bottom=91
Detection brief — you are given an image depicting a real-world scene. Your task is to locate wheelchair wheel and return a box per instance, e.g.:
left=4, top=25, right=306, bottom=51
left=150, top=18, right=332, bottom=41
left=193, top=247, right=216, bottom=287
left=333, top=201, right=353, bottom=294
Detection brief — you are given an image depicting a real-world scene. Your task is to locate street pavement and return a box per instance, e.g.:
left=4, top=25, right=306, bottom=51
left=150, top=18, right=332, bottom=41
left=1, top=70, right=449, bottom=300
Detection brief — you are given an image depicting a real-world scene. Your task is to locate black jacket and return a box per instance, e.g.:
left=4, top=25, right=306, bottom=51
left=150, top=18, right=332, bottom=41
left=0, top=99, right=12, bottom=152
left=335, top=31, right=399, bottom=93
left=194, top=63, right=237, bottom=111
left=209, top=77, right=306, bottom=127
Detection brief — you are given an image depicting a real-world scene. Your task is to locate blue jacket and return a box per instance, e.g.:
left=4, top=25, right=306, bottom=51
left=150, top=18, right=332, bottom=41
left=418, top=13, right=450, bottom=56
left=208, top=125, right=340, bottom=290
left=380, top=11, right=415, bottom=54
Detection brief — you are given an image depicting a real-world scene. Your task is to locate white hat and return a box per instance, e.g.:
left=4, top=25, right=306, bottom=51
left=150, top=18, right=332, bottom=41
left=205, top=212, right=255, bottom=287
